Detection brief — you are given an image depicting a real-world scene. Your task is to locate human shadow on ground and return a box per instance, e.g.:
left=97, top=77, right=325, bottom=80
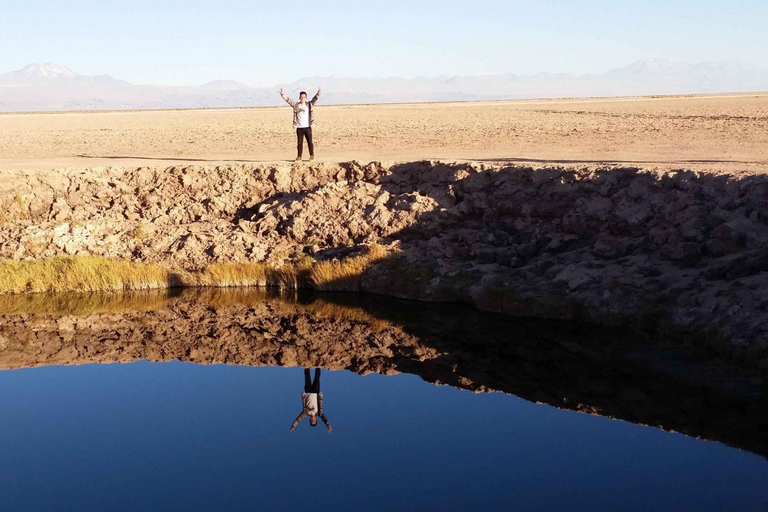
left=77, top=154, right=269, bottom=163
left=473, top=157, right=768, bottom=165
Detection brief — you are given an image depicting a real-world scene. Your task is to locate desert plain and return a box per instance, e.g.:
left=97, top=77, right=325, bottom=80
left=0, top=92, right=767, bottom=173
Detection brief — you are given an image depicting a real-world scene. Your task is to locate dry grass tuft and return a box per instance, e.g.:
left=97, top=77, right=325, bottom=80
left=129, top=224, right=148, bottom=241
left=309, top=243, right=389, bottom=292
left=191, top=260, right=314, bottom=289
left=0, top=256, right=172, bottom=294
left=192, top=261, right=271, bottom=287
left=366, top=243, right=388, bottom=260
left=268, top=264, right=301, bottom=290
left=0, top=244, right=392, bottom=295
left=0, top=194, right=29, bottom=225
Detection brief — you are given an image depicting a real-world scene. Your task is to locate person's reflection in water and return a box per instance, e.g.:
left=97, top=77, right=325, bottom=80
left=290, top=368, right=332, bottom=433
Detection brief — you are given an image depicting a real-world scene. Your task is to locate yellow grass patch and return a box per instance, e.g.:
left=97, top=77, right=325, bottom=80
left=0, top=245, right=391, bottom=295
left=191, top=261, right=271, bottom=287
left=309, top=243, right=388, bottom=292
left=190, top=260, right=314, bottom=289
left=0, top=256, right=172, bottom=294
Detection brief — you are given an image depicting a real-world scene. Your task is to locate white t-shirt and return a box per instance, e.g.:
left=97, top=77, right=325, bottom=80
left=302, top=392, right=319, bottom=414
left=296, top=102, right=310, bottom=128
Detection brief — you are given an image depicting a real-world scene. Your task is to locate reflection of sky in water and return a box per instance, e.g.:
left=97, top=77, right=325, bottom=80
left=1, top=362, right=766, bottom=511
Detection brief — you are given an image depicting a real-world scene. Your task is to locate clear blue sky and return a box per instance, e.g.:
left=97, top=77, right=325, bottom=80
left=1, top=0, right=765, bottom=86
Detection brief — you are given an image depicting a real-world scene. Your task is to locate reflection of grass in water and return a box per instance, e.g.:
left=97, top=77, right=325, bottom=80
left=195, top=286, right=272, bottom=308
left=0, top=287, right=272, bottom=317
left=195, top=287, right=391, bottom=332
left=0, top=285, right=392, bottom=333
left=0, top=256, right=173, bottom=294
left=301, top=299, right=390, bottom=332
left=0, top=289, right=175, bottom=316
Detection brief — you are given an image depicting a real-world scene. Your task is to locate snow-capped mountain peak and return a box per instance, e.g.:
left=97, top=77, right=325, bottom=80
left=14, top=62, right=78, bottom=78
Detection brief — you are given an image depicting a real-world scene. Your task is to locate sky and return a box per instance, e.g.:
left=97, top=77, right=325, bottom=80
left=1, top=0, right=766, bottom=86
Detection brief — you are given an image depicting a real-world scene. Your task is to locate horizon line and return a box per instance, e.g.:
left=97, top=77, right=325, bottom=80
left=2, top=90, right=766, bottom=117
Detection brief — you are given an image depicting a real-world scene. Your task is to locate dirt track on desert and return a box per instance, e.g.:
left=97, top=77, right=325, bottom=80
left=1, top=93, right=767, bottom=173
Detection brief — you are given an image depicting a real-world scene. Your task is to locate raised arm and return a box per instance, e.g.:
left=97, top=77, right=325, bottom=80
left=290, top=411, right=306, bottom=432
left=310, top=88, right=322, bottom=105
left=319, top=413, right=332, bottom=433
left=318, top=393, right=331, bottom=432
left=280, top=88, right=297, bottom=108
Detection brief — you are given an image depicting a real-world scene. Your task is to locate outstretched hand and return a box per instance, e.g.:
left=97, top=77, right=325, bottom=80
left=290, top=426, right=295, bottom=433
left=327, top=426, right=332, bottom=433
left=279, top=88, right=285, bottom=95
left=317, top=88, right=322, bottom=95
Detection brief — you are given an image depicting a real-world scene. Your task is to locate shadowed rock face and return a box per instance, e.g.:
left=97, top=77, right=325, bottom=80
left=2, top=160, right=768, bottom=346
left=0, top=289, right=765, bottom=458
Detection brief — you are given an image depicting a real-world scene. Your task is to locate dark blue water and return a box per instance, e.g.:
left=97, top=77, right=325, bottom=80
left=0, top=361, right=766, bottom=511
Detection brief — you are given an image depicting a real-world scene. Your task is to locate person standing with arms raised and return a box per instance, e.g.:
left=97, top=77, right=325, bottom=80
left=279, top=87, right=322, bottom=162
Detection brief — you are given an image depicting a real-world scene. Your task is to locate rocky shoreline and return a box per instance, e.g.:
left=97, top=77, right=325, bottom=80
left=1, top=160, right=767, bottom=350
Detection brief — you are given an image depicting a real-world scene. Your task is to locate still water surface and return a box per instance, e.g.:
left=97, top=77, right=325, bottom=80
left=0, top=290, right=766, bottom=511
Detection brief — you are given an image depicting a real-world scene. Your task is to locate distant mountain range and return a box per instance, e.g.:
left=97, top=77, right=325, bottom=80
left=1, top=59, right=767, bottom=112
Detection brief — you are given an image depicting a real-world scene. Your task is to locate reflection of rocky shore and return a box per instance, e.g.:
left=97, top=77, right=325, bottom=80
left=0, top=289, right=765, bottom=457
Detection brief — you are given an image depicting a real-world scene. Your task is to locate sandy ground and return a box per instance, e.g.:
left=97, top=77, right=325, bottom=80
left=0, top=93, right=767, bottom=174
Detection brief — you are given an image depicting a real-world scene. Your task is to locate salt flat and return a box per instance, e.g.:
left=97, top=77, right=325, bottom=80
left=1, top=93, right=766, bottom=174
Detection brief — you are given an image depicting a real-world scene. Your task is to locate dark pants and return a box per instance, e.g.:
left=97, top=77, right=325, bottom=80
left=304, top=368, right=321, bottom=393
left=296, top=127, right=314, bottom=157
